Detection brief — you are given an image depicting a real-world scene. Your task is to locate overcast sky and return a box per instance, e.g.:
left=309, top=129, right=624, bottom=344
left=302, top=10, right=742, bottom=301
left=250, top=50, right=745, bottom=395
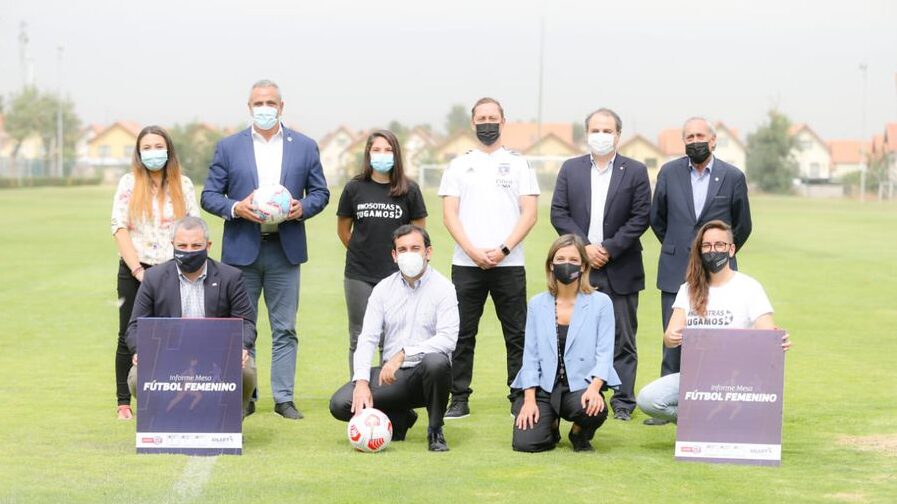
left=2, top=0, right=895, bottom=142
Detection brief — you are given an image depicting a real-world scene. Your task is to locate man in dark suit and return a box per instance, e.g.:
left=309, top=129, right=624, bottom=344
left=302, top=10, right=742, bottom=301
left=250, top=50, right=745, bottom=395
left=202, top=80, right=330, bottom=420
left=126, top=216, right=258, bottom=416
left=550, top=108, right=652, bottom=421
left=648, top=117, right=752, bottom=424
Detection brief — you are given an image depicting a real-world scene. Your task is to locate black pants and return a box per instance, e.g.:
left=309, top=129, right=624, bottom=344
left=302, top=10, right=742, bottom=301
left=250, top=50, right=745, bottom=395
left=115, top=259, right=151, bottom=406
left=329, top=353, right=452, bottom=438
left=660, top=290, right=679, bottom=376
left=590, top=269, right=639, bottom=412
left=450, top=266, right=526, bottom=402
left=512, top=384, right=608, bottom=452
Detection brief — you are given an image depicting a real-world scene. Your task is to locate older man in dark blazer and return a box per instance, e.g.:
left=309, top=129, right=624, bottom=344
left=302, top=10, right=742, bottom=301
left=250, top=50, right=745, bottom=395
left=126, top=216, right=258, bottom=417
left=550, top=108, right=652, bottom=421
left=649, top=117, right=752, bottom=419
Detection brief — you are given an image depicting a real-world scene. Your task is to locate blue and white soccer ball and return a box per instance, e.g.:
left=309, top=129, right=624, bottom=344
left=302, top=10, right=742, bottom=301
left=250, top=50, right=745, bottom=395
left=252, top=184, right=293, bottom=224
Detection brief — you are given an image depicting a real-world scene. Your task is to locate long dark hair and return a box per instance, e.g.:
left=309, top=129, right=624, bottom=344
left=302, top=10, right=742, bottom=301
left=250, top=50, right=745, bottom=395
left=354, top=129, right=410, bottom=197
left=128, top=125, right=187, bottom=223
left=686, top=220, right=734, bottom=318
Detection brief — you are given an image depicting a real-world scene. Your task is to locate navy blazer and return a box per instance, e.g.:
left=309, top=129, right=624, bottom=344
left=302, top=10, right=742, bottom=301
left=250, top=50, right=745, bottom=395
left=125, top=259, right=257, bottom=353
left=201, top=126, right=330, bottom=266
left=512, top=291, right=621, bottom=394
left=650, top=156, right=752, bottom=293
left=550, top=154, right=652, bottom=295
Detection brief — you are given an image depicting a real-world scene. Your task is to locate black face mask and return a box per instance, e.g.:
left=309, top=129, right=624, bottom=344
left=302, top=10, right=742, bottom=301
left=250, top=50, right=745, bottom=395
left=701, top=251, right=729, bottom=274
left=174, top=248, right=208, bottom=273
left=552, top=263, right=582, bottom=285
left=475, top=122, right=501, bottom=146
left=685, top=141, right=711, bottom=164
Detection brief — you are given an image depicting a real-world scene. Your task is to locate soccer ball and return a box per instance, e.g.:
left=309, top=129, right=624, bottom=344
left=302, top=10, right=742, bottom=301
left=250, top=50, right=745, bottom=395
left=252, top=184, right=293, bottom=225
left=347, top=408, right=393, bottom=453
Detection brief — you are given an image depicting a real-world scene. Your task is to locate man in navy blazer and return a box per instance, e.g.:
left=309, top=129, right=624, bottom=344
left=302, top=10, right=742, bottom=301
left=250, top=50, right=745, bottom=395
left=649, top=117, right=752, bottom=405
left=126, top=217, right=258, bottom=416
left=550, top=108, right=651, bottom=421
left=201, top=80, right=329, bottom=420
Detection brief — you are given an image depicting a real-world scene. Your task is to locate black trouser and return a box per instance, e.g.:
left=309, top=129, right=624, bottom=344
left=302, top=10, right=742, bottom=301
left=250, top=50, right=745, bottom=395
left=512, top=384, right=608, bottom=453
left=329, top=353, right=452, bottom=438
left=590, top=269, right=639, bottom=413
left=115, top=259, right=151, bottom=406
left=450, top=265, right=526, bottom=402
left=660, top=290, right=679, bottom=376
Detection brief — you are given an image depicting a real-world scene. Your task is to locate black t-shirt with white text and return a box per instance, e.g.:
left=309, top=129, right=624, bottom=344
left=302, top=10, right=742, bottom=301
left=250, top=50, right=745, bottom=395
left=337, top=179, right=427, bottom=283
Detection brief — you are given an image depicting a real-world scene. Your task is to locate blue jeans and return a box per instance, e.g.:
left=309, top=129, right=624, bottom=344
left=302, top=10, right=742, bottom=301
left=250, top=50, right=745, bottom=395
left=239, top=238, right=300, bottom=404
left=636, top=372, right=680, bottom=423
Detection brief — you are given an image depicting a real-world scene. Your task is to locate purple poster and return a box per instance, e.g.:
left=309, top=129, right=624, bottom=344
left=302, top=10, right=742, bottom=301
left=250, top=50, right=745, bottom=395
left=135, top=318, right=243, bottom=455
left=675, top=328, right=786, bottom=466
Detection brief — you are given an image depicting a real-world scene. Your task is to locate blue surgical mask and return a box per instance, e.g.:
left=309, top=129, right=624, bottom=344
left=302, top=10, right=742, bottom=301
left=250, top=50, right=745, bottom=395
left=140, top=149, right=168, bottom=171
left=370, top=153, right=395, bottom=173
left=252, top=106, right=279, bottom=130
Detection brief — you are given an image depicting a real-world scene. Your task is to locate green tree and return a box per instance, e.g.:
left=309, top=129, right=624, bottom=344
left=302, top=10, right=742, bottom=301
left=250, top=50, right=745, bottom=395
left=387, top=120, right=408, bottom=145
left=444, top=104, right=469, bottom=136
left=5, top=86, right=81, bottom=176
left=746, top=110, right=798, bottom=193
left=168, top=122, right=224, bottom=184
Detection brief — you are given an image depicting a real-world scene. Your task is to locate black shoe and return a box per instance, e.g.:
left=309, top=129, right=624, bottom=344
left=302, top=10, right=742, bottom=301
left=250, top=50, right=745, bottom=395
left=243, top=401, right=256, bottom=419
left=274, top=401, right=303, bottom=420
left=428, top=429, right=449, bottom=452
left=392, top=410, right=419, bottom=441
left=551, top=420, right=561, bottom=446
left=643, top=417, right=669, bottom=426
left=444, top=399, right=469, bottom=420
left=568, top=428, right=594, bottom=452
left=613, top=408, right=632, bottom=421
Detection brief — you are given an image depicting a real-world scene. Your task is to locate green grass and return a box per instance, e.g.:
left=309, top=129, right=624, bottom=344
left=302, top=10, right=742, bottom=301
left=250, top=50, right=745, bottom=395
left=1, top=186, right=896, bottom=503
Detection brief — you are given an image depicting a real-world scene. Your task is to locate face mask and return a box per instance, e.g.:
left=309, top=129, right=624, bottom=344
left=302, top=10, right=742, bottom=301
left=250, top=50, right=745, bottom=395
left=587, top=132, right=615, bottom=156
left=174, top=248, right=208, bottom=274
left=685, top=141, right=711, bottom=164
left=370, top=153, right=394, bottom=173
left=475, top=123, right=501, bottom=146
left=396, top=251, right=425, bottom=278
left=700, top=251, right=729, bottom=274
left=252, top=106, right=279, bottom=130
left=552, top=262, right=582, bottom=285
left=140, top=149, right=168, bottom=171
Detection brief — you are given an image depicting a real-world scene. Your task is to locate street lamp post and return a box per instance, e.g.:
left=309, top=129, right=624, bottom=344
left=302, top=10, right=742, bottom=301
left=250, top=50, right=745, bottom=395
left=859, top=63, right=867, bottom=203
left=57, top=45, right=64, bottom=178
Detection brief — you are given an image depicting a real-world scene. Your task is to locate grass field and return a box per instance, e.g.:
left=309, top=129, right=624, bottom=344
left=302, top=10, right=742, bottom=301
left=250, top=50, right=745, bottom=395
left=1, top=185, right=896, bottom=503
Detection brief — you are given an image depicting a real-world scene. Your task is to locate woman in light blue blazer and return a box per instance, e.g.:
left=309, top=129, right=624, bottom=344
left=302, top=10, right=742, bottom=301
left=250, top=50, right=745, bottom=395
left=511, top=234, right=621, bottom=452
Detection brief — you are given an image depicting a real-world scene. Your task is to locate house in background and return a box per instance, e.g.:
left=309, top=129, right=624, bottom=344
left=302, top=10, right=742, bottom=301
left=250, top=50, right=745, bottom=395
left=404, top=126, right=440, bottom=179
left=619, top=134, right=664, bottom=184
left=713, top=122, right=746, bottom=171
left=827, top=139, right=870, bottom=180
left=657, top=127, right=685, bottom=163
left=318, top=125, right=357, bottom=185
left=85, top=121, right=141, bottom=182
left=788, top=123, right=831, bottom=182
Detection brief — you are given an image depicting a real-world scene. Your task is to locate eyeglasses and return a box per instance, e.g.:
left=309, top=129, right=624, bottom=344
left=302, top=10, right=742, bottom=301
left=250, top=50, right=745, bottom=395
left=700, top=241, right=731, bottom=253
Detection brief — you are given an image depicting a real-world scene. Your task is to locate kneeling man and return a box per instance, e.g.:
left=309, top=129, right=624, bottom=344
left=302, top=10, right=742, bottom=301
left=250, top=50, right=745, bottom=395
left=330, top=225, right=459, bottom=452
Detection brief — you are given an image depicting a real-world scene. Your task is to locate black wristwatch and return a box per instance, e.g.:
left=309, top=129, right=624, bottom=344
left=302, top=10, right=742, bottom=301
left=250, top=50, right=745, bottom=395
left=499, top=244, right=511, bottom=256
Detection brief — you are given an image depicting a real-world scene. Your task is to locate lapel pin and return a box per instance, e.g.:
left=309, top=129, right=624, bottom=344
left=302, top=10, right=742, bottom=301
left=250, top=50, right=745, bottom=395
left=212, top=283, right=218, bottom=287
left=714, top=177, right=719, bottom=181
left=287, top=136, right=293, bottom=142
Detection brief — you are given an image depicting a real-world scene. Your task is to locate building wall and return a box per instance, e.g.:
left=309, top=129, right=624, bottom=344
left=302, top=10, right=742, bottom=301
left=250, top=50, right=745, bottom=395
left=713, top=131, right=746, bottom=171
left=88, top=126, right=136, bottom=164
left=791, top=130, right=831, bottom=180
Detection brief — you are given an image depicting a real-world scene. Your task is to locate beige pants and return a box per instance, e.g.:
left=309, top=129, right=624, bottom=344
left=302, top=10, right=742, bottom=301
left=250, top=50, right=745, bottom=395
left=128, top=356, right=257, bottom=413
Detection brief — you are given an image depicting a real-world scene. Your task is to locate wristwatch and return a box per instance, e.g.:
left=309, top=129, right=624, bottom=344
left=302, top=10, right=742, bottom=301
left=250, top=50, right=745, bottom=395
left=499, top=243, right=511, bottom=256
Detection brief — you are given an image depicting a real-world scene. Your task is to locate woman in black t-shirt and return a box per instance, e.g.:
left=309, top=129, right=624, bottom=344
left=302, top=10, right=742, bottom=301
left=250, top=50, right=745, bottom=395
left=337, top=130, right=428, bottom=376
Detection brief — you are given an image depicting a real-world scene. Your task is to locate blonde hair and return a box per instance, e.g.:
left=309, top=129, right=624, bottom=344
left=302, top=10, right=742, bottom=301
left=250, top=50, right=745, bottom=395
left=128, top=125, right=187, bottom=223
left=545, top=234, right=595, bottom=297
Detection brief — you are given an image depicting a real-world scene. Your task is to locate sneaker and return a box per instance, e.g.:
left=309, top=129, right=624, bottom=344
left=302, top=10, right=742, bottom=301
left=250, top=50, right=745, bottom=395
left=274, top=401, right=304, bottom=420
left=428, top=428, right=449, bottom=452
left=613, top=409, right=632, bottom=421
left=117, top=405, right=133, bottom=420
left=643, top=417, right=669, bottom=426
left=444, top=399, right=470, bottom=420
left=568, top=428, right=594, bottom=452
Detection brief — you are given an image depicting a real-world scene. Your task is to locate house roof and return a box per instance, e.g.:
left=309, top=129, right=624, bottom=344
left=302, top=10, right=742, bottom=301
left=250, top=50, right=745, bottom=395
left=657, top=128, right=684, bottom=156
left=827, top=140, right=870, bottom=164
left=714, top=121, right=745, bottom=150
left=431, top=129, right=477, bottom=153
left=788, top=123, right=829, bottom=151
left=407, top=126, right=440, bottom=146
left=872, top=133, right=886, bottom=156
left=523, top=132, right=579, bottom=156
left=319, top=124, right=356, bottom=149
left=619, top=133, right=663, bottom=155
left=885, top=123, right=897, bottom=152
left=500, top=122, right=574, bottom=152
left=89, top=121, right=141, bottom=144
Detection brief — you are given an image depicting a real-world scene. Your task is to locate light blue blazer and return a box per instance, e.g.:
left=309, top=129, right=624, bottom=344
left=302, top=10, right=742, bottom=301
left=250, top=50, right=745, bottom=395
left=512, top=291, right=621, bottom=394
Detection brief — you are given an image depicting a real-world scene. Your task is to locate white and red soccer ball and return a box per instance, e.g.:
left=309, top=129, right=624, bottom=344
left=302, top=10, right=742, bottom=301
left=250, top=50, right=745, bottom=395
left=252, top=184, right=293, bottom=225
left=347, top=408, right=393, bottom=453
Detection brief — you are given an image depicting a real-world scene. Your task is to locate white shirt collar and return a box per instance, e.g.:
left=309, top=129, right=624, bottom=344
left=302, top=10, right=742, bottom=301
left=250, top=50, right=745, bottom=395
left=251, top=123, right=284, bottom=143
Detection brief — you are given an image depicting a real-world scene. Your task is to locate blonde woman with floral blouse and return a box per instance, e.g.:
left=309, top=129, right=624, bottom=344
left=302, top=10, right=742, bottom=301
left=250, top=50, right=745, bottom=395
left=110, top=125, right=199, bottom=419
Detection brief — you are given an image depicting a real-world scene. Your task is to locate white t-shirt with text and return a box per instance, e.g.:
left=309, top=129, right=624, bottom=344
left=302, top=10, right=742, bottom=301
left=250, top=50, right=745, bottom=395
left=672, top=272, right=773, bottom=330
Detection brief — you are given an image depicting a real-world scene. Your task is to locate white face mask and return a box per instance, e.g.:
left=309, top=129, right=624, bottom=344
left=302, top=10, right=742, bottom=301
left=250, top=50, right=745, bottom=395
left=587, top=132, right=616, bottom=156
left=396, top=252, right=425, bottom=278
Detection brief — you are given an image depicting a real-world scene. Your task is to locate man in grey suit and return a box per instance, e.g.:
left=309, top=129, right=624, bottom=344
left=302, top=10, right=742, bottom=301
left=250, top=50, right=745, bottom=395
left=648, top=117, right=752, bottom=424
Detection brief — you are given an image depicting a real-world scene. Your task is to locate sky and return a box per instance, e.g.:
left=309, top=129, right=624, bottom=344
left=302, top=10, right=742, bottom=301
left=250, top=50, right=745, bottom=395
left=2, top=0, right=895, bottom=143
